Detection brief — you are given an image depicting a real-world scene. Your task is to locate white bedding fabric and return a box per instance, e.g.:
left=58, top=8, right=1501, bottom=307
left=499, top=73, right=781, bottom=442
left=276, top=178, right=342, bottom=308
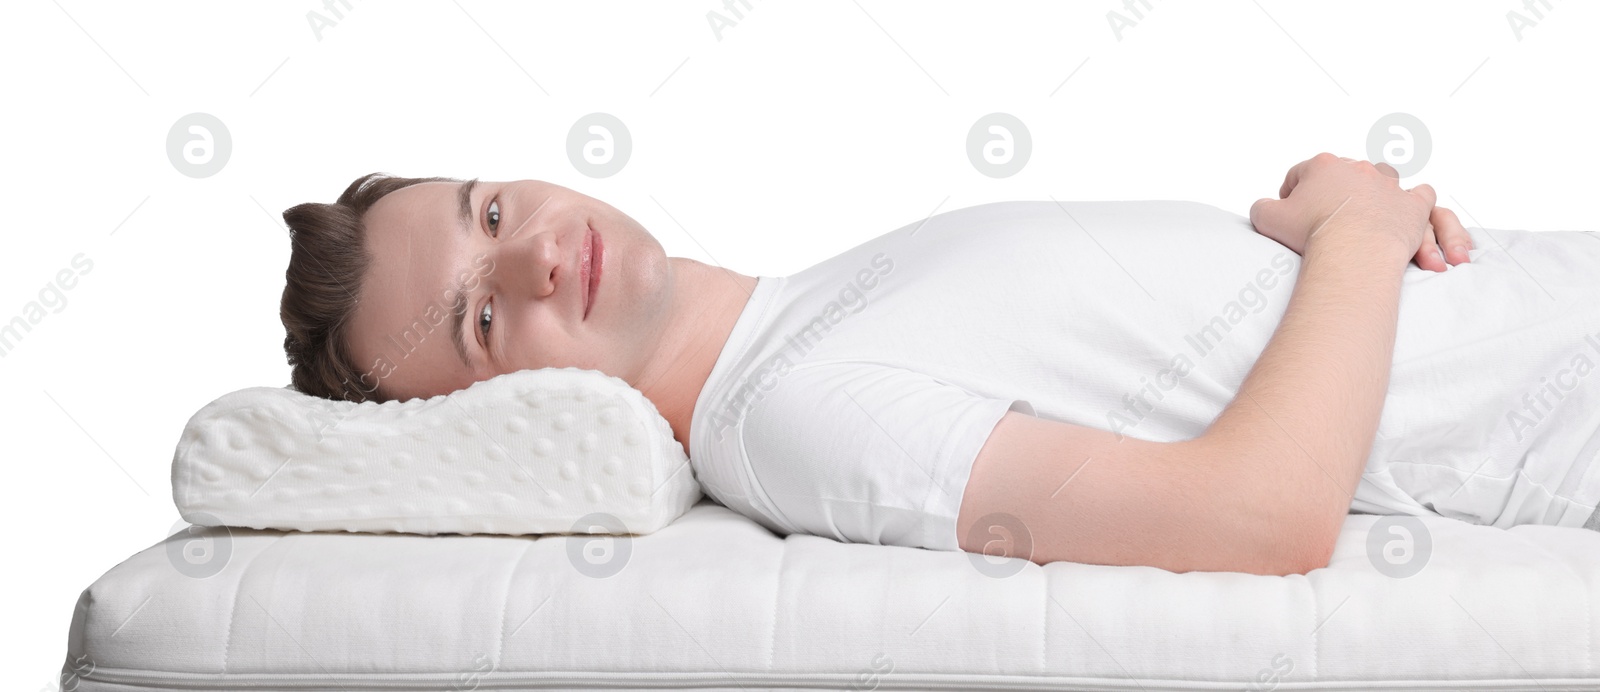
left=690, top=200, right=1600, bottom=552
left=172, top=367, right=700, bottom=537
left=63, top=500, right=1600, bottom=691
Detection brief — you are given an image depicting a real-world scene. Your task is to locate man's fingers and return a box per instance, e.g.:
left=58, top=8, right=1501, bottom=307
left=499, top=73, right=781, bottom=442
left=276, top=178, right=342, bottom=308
left=1411, top=207, right=1473, bottom=272
left=1373, top=161, right=1399, bottom=179
left=1250, top=197, right=1287, bottom=235
left=1407, top=183, right=1437, bottom=208
left=1279, top=153, right=1332, bottom=199
left=1432, top=206, right=1473, bottom=265
left=1413, top=224, right=1447, bottom=272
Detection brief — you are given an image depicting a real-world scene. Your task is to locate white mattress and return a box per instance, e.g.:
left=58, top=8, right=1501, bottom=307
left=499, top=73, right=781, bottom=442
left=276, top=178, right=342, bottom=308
left=63, top=500, right=1600, bottom=691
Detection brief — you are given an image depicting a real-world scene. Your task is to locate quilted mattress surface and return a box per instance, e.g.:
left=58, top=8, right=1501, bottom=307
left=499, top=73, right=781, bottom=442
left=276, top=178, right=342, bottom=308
left=63, top=500, right=1600, bottom=691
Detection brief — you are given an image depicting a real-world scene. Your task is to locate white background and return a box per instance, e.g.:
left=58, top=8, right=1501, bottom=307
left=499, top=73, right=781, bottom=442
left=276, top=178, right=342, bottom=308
left=2, top=0, right=1595, bottom=684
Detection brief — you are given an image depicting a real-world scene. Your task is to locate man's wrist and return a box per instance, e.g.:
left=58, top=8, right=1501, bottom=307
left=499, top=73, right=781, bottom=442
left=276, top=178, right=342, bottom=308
left=1305, top=222, right=1414, bottom=271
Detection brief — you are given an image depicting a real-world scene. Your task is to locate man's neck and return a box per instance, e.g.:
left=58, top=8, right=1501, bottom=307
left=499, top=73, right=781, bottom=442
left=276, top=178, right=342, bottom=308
left=631, top=259, right=757, bottom=458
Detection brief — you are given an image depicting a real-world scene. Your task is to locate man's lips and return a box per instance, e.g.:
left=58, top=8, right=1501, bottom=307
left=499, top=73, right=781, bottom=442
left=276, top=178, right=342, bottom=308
left=582, top=225, right=602, bottom=320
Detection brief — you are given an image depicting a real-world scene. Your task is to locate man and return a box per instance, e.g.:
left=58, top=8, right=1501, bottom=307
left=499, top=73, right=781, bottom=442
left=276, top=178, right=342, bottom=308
left=279, top=153, right=1600, bottom=576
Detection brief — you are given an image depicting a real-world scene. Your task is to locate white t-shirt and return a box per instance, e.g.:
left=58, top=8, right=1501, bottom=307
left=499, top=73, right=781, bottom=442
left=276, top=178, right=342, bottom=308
left=688, top=200, right=1600, bottom=552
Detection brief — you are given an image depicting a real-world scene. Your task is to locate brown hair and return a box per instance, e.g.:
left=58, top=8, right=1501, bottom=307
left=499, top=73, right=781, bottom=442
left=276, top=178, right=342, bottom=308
left=280, top=173, right=459, bottom=403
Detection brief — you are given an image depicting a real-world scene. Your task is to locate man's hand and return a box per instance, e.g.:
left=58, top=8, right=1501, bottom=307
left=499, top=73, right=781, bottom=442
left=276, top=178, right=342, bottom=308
left=1250, top=154, right=1474, bottom=272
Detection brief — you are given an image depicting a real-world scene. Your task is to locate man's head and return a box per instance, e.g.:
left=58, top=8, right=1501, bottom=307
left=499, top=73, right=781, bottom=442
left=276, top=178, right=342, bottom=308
left=280, top=173, right=674, bottom=403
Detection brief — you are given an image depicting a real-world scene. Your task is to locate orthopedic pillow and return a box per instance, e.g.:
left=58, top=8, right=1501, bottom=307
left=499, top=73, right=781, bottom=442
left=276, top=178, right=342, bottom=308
left=171, top=367, right=701, bottom=536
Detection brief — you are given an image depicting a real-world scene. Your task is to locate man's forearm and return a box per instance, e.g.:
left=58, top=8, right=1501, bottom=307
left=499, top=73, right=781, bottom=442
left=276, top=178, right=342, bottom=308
left=1203, top=227, right=1410, bottom=558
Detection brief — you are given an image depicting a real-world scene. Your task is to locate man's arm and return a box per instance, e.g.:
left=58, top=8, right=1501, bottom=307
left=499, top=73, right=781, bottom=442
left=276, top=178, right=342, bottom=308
left=1202, top=226, right=1411, bottom=565
left=958, top=411, right=1334, bottom=576
left=957, top=154, right=1429, bottom=576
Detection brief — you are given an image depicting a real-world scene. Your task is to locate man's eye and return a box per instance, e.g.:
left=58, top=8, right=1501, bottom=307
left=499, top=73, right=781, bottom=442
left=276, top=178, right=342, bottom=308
left=487, top=200, right=500, bottom=237
left=478, top=300, right=493, bottom=342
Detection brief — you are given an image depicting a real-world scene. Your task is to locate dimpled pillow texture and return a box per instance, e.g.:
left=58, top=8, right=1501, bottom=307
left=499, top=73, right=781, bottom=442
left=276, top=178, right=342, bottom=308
left=171, top=367, right=701, bottom=536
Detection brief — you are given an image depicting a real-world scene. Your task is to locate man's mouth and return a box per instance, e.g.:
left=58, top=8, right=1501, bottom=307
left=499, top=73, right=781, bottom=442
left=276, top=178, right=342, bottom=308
left=583, top=225, right=602, bottom=320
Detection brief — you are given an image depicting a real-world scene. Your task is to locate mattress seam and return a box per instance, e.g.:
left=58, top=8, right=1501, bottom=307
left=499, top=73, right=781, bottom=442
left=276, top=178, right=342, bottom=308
left=71, top=665, right=1600, bottom=689
left=495, top=537, right=543, bottom=669
left=766, top=533, right=788, bottom=673
left=1308, top=578, right=1318, bottom=682
left=221, top=531, right=285, bottom=674
left=1040, top=567, right=1048, bottom=674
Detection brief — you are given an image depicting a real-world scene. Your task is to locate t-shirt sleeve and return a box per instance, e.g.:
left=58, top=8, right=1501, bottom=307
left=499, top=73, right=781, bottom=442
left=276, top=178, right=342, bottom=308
left=736, top=361, right=1033, bottom=552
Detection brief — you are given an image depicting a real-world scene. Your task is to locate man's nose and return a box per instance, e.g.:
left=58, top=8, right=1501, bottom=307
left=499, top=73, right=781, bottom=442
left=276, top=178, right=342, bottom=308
left=500, top=230, right=560, bottom=299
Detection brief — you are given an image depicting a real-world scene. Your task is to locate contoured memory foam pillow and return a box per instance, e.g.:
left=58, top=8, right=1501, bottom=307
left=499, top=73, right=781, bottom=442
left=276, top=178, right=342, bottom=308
left=172, top=367, right=701, bottom=536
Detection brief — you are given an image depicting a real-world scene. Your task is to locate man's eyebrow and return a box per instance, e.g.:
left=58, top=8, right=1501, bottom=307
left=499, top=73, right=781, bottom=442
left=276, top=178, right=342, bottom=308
left=456, top=178, right=479, bottom=237
left=449, top=178, right=481, bottom=372
left=447, top=274, right=474, bottom=371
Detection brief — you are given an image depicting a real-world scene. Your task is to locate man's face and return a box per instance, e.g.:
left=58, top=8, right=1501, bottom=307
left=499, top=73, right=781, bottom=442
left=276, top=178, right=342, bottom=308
left=345, top=179, right=673, bottom=401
